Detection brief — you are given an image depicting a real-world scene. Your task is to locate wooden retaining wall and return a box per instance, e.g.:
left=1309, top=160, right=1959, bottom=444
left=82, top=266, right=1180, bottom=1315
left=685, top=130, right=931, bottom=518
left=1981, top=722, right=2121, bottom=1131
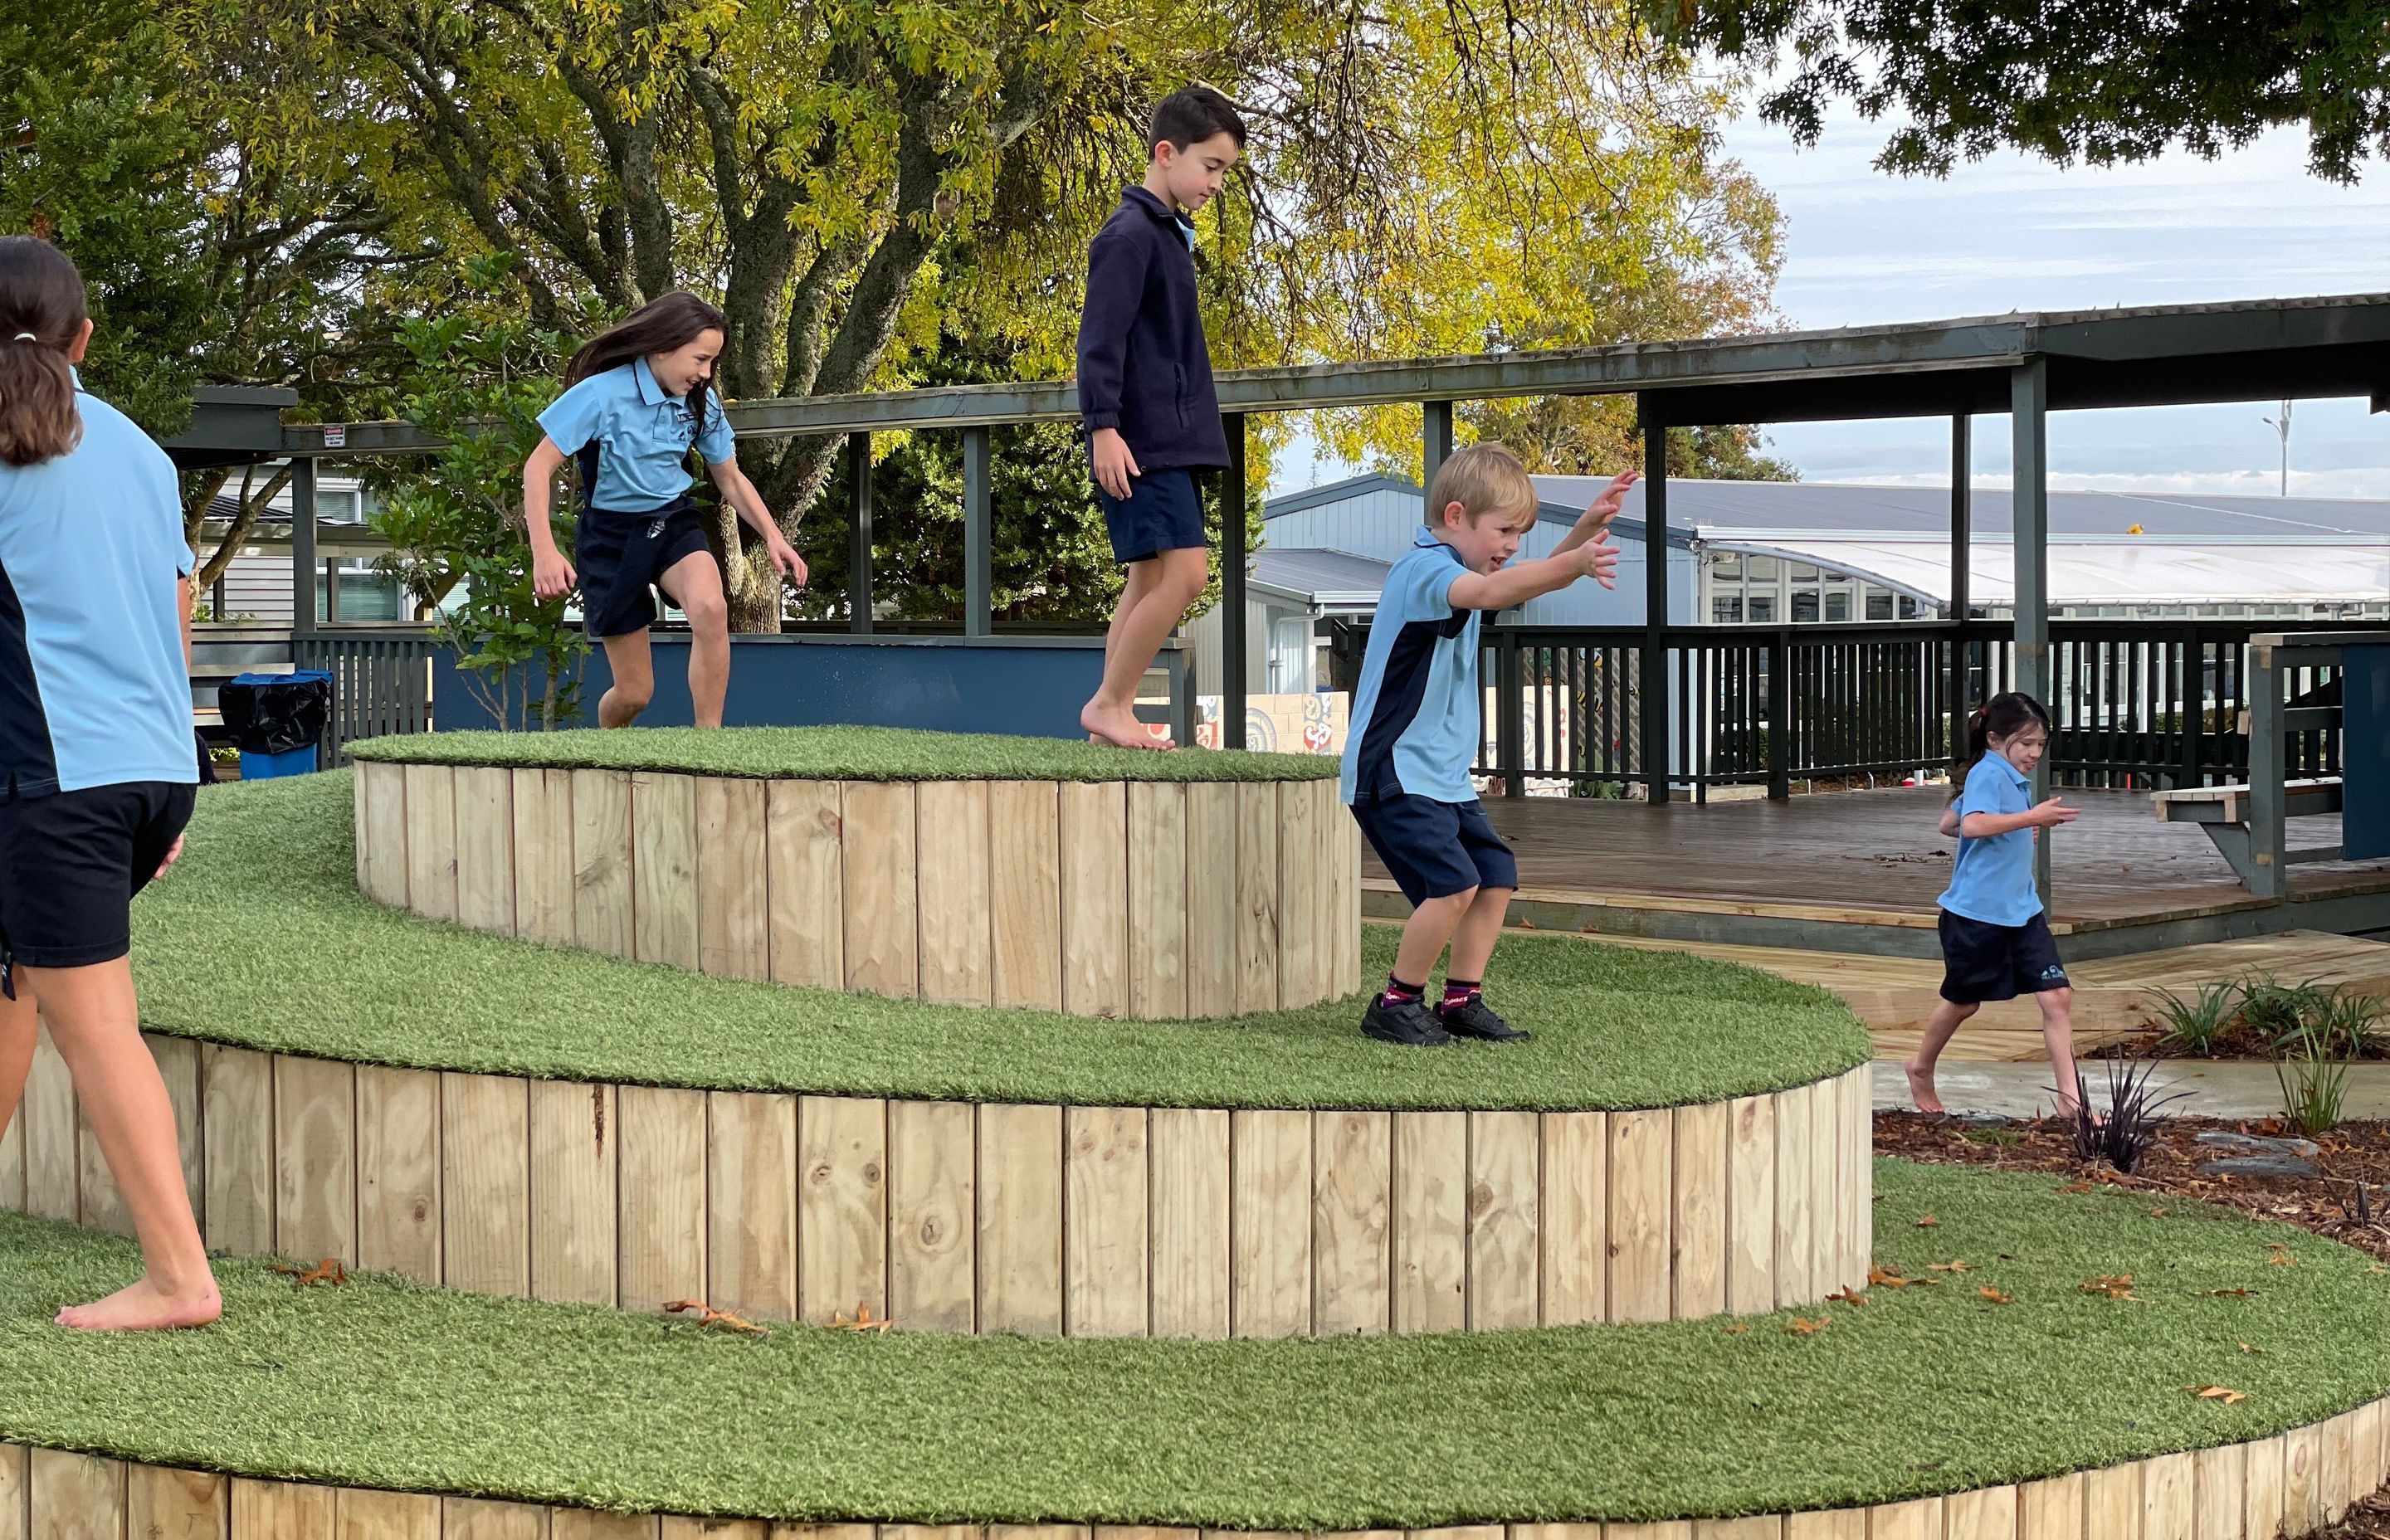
left=352, top=760, right=1359, bottom=1019
left=2, top=1036, right=1873, bottom=1335
left=7, top=1391, right=2383, bottom=1540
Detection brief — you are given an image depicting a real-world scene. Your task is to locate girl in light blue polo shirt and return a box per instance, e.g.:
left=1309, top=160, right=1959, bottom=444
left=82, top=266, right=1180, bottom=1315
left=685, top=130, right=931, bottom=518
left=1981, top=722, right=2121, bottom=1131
left=0, top=236, right=219, bottom=1329
left=1905, top=691, right=2088, bottom=1120
left=522, top=291, right=807, bottom=729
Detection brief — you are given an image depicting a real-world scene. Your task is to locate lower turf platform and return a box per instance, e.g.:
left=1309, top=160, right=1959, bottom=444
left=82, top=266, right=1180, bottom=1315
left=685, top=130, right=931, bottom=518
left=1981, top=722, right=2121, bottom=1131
left=5, top=1162, right=2390, bottom=1533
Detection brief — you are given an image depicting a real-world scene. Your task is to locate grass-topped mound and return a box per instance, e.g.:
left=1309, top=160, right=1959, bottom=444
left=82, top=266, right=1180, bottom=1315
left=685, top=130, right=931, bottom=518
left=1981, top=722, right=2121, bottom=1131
left=346, top=725, right=1338, bottom=783
left=127, top=774, right=1868, bottom=1110
left=7, top=1162, right=2388, bottom=1526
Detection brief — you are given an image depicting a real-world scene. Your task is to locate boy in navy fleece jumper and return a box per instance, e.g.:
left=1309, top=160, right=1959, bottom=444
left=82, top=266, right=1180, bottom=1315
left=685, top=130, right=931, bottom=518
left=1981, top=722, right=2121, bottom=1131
left=1075, top=85, right=1245, bottom=748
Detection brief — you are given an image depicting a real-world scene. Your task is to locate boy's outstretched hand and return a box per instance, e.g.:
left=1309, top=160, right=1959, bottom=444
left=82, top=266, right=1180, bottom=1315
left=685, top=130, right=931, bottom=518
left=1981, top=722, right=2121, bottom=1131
left=1566, top=529, right=1622, bottom=589
left=1576, top=468, right=1641, bottom=535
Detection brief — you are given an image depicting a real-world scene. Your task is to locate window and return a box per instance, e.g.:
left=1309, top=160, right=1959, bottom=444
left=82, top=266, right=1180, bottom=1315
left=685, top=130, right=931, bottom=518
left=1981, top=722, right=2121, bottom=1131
left=1713, top=596, right=1744, bottom=623
left=1747, top=556, right=1780, bottom=581
left=1749, top=595, right=1776, bottom=622
left=1790, top=563, right=1818, bottom=582
left=1792, top=589, right=1820, bottom=623
left=1866, top=592, right=1895, bottom=621
left=1711, top=554, right=1743, bottom=579
left=1898, top=596, right=1921, bottom=619
left=1824, top=591, right=1851, bottom=622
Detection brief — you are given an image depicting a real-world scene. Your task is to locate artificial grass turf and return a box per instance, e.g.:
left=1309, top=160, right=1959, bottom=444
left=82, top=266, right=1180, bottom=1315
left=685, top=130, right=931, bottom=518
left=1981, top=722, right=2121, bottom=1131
left=7, top=1161, right=2390, bottom=1527
left=345, top=725, right=1338, bottom=782
left=124, top=774, right=1870, bottom=1110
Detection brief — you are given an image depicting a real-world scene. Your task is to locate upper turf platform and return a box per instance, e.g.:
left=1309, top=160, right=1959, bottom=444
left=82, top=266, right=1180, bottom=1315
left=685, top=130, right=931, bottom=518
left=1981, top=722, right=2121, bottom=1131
left=346, top=726, right=1339, bottom=783
left=128, top=775, right=1870, bottom=1110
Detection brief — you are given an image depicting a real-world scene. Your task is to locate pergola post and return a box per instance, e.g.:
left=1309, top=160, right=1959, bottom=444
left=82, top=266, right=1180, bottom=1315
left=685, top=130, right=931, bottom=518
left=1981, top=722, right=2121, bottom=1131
left=1947, top=412, right=1972, bottom=768
left=1221, top=414, right=1248, bottom=750
left=1640, top=402, right=1671, bottom=804
left=1423, top=400, right=1453, bottom=490
left=289, top=456, right=318, bottom=637
left=847, top=431, right=874, bottom=635
left=2010, top=358, right=2053, bottom=902
left=962, top=426, right=992, bottom=638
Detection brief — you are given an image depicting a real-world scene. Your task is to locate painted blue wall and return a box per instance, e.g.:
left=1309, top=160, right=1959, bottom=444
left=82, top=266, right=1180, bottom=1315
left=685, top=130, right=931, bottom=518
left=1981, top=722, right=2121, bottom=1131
left=432, top=635, right=1109, bottom=739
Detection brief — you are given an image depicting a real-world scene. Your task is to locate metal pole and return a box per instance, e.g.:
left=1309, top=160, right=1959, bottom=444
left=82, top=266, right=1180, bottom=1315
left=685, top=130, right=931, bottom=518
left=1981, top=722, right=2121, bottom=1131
left=1222, top=414, right=1248, bottom=749
left=963, top=426, right=991, bottom=638
left=1423, top=400, right=1453, bottom=494
left=2011, top=359, right=2052, bottom=902
left=1640, top=404, right=1671, bottom=804
left=1948, top=412, right=1972, bottom=771
left=290, top=456, right=318, bottom=637
left=847, top=431, right=874, bottom=635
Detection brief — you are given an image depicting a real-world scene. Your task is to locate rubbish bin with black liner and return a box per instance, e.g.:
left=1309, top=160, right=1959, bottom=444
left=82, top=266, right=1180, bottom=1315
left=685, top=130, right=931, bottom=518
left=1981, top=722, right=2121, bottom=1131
left=217, top=670, right=333, bottom=780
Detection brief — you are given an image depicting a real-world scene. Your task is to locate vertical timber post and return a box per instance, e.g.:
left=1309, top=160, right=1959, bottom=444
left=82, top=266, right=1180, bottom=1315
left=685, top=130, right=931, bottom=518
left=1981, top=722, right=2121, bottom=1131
left=1640, top=402, right=1671, bottom=804
left=1948, top=412, right=1972, bottom=772
left=2011, top=359, right=2053, bottom=904
left=848, top=431, right=874, bottom=635
left=1222, top=413, right=1248, bottom=750
left=963, top=426, right=992, bottom=639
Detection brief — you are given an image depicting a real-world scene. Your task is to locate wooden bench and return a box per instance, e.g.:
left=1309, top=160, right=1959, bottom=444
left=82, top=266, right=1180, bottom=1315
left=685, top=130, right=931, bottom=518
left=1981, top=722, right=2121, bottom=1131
left=2153, top=776, right=2344, bottom=894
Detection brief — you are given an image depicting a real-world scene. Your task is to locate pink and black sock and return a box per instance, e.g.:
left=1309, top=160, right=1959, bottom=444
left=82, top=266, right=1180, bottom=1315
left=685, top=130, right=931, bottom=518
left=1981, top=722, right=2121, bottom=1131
left=1377, top=974, right=1426, bottom=1008
left=1436, top=978, right=1482, bottom=1015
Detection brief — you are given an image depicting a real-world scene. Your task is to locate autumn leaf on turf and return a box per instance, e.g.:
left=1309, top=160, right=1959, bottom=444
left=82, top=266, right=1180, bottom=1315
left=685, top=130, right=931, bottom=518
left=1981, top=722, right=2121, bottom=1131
left=2268, top=1253, right=2298, bottom=1268
left=272, top=1258, right=348, bottom=1288
left=1783, top=1316, right=1830, bottom=1335
left=2078, top=1274, right=2137, bottom=1301
left=1929, top=1260, right=1971, bottom=1274
left=1916, top=1214, right=1939, bottom=1228
left=2056, top=1182, right=2091, bottom=1195
left=1979, top=1286, right=2014, bottom=1305
left=1869, top=1266, right=1910, bottom=1289
left=2239, top=1343, right=2266, bottom=1356
left=830, top=1304, right=893, bottom=1334
left=1827, top=1286, right=1868, bottom=1306
left=1721, top=1323, right=1749, bottom=1335
left=661, top=1299, right=770, bottom=1336
left=2196, top=1287, right=2256, bottom=1298
left=2146, top=1207, right=2168, bottom=1218
left=2188, top=1385, right=2249, bottom=1405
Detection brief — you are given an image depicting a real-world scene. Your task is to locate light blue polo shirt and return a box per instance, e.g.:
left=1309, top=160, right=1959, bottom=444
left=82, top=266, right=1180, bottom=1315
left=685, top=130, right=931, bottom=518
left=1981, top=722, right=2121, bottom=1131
left=536, top=358, right=736, bottom=513
left=0, top=383, right=197, bottom=799
left=1341, top=529, right=1481, bottom=804
left=1939, top=753, right=2041, bottom=926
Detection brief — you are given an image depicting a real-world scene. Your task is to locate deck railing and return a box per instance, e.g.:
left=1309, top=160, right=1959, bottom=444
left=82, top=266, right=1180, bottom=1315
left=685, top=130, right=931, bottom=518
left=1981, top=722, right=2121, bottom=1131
left=1452, top=618, right=2352, bottom=800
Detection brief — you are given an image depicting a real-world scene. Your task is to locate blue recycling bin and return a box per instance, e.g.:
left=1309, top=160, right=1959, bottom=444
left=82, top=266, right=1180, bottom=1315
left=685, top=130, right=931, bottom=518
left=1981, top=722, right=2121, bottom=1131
left=219, top=670, right=333, bottom=780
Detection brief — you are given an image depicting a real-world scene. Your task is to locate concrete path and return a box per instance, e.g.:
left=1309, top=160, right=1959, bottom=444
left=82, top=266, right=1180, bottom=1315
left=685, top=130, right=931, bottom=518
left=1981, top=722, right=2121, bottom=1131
left=1870, top=1058, right=2390, bottom=1121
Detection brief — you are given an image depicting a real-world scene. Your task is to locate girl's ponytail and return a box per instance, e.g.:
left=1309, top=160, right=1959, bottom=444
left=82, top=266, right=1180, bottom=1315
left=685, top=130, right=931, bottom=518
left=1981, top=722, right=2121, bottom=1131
left=1951, top=690, right=2055, bottom=797
left=0, top=236, right=87, bottom=468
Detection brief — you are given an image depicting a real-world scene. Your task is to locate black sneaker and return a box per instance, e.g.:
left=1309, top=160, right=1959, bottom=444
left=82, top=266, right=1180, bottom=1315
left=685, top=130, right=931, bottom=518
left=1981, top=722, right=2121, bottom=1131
left=1361, top=996, right=1453, bottom=1046
left=1437, top=995, right=1529, bottom=1043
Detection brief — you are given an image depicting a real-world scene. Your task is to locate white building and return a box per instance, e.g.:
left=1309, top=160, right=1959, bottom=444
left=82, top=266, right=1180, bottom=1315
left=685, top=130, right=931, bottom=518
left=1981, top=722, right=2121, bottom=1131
left=1184, top=473, right=2390, bottom=695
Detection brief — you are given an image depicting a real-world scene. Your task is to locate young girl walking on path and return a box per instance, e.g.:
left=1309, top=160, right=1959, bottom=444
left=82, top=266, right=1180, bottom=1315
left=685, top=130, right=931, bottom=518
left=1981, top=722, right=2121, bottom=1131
left=1908, top=691, right=2090, bottom=1119
left=524, top=292, right=806, bottom=728
left=0, top=236, right=217, bottom=1329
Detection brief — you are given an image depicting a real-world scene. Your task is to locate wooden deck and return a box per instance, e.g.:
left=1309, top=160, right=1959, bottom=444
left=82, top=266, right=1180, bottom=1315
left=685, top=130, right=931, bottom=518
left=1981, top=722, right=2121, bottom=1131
left=1358, top=786, right=2390, bottom=953
left=1584, top=928, right=2390, bottom=1062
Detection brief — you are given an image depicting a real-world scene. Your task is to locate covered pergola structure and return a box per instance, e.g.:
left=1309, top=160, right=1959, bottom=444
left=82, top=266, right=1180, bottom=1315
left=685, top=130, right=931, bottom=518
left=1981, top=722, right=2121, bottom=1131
left=170, top=294, right=2390, bottom=898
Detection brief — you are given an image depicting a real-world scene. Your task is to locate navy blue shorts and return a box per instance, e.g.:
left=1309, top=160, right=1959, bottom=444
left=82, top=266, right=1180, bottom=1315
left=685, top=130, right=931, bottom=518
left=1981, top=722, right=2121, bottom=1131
left=1094, top=466, right=1206, bottom=564
left=1350, top=792, right=1518, bottom=905
left=1938, top=909, right=2070, bottom=1004
left=0, top=780, right=195, bottom=996
left=577, top=499, right=715, bottom=639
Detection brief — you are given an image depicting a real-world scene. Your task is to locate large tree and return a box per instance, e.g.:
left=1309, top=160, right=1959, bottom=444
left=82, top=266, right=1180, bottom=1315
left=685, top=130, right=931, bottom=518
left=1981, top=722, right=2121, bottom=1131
left=290, top=0, right=1785, bottom=626
left=1646, top=0, right=2390, bottom=181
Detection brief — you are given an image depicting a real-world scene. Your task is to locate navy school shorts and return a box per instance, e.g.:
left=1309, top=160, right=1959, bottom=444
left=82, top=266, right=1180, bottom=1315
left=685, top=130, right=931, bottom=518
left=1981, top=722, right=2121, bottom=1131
left=0, top=780, right=196, bottom=997
left=1093, top=465, right=1207, bottom=565
left=577, top=498, right=715, bottom=639
left=1938, top=909, right=2070, bottom=1005
left=1350, top=792, right=1519, bottom=906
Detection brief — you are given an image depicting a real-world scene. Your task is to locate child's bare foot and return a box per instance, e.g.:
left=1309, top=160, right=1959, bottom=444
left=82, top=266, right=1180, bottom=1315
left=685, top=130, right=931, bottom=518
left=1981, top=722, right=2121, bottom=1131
left=1903, top=1059, right=1944, bottom=1114
left=54, top=1274, right=222, bottom=1332
left=1081, top=701, right=1169, bottom=750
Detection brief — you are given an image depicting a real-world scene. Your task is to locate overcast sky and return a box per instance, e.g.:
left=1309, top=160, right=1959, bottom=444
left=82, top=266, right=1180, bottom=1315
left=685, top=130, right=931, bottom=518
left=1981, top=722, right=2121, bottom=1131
left=1270, top=100, right=2390, bottom=500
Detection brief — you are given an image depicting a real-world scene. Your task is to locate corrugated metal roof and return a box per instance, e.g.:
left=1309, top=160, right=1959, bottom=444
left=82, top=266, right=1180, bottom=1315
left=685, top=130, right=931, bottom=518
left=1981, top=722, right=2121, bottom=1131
left=1251, top=548, right=1389, bottom=607
left=1708, top=539, right=2390, bottom=607
left=1529, top=475, right=2388, bottom=541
